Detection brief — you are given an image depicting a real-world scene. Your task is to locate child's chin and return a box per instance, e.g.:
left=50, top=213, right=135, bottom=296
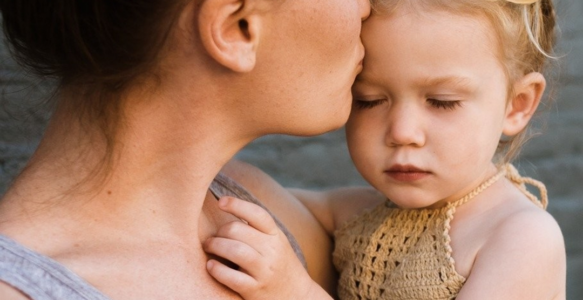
left=387, top=193, right=444, bottom=209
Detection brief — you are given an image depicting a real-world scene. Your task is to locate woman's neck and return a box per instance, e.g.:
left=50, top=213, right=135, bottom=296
left=1, top=84, right=251, bottom=245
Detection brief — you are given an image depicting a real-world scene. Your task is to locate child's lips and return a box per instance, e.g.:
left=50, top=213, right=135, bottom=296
left=385, top=164, right=431, bottom=182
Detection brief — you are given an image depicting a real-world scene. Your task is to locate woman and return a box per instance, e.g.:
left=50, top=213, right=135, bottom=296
left=0, top=0, right=371, bottom=298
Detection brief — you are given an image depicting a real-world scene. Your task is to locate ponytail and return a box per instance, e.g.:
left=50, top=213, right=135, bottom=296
left=506, top=0, right=557, bottom=69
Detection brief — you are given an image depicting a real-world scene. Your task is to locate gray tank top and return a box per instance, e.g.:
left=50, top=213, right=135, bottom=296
left=0, top=173, right=306, bottom=300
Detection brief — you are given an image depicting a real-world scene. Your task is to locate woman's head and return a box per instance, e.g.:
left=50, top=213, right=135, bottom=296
left=0, top=0, right=370, bottom=172
left=368, top=0, right=557, bottom=163
left=0, top=0, right=369, bottom=131
left=345, top=0, right=555, bottom=208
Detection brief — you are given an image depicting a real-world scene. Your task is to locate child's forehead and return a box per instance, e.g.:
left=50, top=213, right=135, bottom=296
left=356, top=11, right=506, bottom=92
left=361, top=12, right=500, bottom=63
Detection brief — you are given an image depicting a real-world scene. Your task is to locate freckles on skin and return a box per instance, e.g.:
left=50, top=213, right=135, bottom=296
left=242, top=0, right=367, bottom=137
left=288, top=2, right=360, bottom=62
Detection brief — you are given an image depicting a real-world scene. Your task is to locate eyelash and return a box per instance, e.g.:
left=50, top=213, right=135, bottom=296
left=353, top=99, right=387, bottom=109
left=353, top=99, right=462, bottom=110
left=427, top=99, right=462, bottom=110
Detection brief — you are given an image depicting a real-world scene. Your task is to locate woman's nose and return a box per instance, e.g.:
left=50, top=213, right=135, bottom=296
left=359, top=0, right=371, bottom=21
left=385, top=103, right=426, bottom=147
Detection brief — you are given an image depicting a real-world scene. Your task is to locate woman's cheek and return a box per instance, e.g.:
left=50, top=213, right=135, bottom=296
left=346, top=114, right=372, bottom=163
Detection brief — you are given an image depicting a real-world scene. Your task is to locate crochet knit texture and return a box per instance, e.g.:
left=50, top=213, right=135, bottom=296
left=333, top=164, right=547, bottom=300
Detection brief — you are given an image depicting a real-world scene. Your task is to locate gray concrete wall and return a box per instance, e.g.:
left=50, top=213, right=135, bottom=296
left=1, top=1, right=582, bottom=298
left=0, top=38, right=53, bottom=193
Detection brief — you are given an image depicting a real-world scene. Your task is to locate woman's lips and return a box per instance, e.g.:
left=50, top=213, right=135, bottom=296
left=385, top=165, right=431, bottom=182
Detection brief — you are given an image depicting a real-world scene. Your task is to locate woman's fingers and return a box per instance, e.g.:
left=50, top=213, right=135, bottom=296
left=217, top=197, right=279, bottom=235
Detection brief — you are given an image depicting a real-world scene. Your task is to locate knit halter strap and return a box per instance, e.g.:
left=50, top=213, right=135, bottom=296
left=448, top=164, right=548, bottom=210
left=504, top=164, right=548, bottom=209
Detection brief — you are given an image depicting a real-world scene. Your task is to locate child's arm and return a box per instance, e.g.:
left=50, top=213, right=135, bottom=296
left=220, top=159, right=339, bottom=294
left=288, top=187, right=385, bottom=236
left=456, top=209, right=566, bottom=300
left=204, top=196, right=333, bottom=300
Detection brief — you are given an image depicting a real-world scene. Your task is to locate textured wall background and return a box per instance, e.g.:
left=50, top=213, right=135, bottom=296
left=0, top=1, right=581, bottom=299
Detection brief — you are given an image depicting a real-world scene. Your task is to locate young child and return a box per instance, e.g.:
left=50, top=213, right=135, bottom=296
left=203, top=0, right=566, bottom=299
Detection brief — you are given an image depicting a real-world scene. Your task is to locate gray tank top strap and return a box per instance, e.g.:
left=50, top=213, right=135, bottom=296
left=0, top=173, right=306, bottom=299
left=0, top=235, right=110, bottom=300
left=210, top=172, right=308, bottom=269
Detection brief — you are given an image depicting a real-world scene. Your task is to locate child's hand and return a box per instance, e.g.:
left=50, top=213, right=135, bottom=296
left=204, top=196, right=332, bottom=300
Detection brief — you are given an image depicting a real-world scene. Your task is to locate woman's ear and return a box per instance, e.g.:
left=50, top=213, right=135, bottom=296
left=197, top=0, right=262, bottom=72
left=503, top=72, right=546, bottom=136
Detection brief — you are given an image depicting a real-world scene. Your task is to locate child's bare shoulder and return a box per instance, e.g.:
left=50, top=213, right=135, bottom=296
left=460, top=194, right=566, bottom=299
left=487, top=196, right=563, bottom=252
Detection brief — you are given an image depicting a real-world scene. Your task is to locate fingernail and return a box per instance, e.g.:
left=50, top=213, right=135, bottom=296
left=218, top=197, right=229, bottom=208
left=206, top=260, right=214, bottom=269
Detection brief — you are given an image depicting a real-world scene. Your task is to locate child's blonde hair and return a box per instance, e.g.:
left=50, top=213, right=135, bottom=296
left=371, top=0, right=557, bottom=163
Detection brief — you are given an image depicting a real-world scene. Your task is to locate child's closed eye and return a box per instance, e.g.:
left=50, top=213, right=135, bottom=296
left=353, top=98, right=388, bottom=109
left=427, top=98, right=462, bottom=110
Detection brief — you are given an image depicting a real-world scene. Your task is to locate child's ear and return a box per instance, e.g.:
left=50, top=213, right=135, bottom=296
left=503, top=72, right=546, bottom=136
left=197, top=0, right=263, bottom=72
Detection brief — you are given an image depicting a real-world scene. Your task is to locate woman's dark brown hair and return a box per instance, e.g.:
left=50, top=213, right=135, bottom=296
left=0, top=0, right=188, bottom=186
left=0, top=1, right=187, bottom=86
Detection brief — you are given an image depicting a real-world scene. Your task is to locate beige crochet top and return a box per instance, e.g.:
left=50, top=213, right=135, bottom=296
left=333, top=165, right=547, bottom=300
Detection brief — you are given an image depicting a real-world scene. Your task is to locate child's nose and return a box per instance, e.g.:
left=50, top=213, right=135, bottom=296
left=385, top=103, right=426, bottom=147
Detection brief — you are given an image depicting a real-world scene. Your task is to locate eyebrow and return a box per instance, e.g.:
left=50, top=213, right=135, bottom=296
left=354, top=74, right=478, bottom=96
left=420, top=76, right=476, bottom=91
left=355, top=74, right=476, bottom=88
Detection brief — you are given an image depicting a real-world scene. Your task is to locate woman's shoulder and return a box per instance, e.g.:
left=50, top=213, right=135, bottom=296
left=219, top=159, right=287, bottom=198
left=219, top=158, right=326, bottom=237
left=0, top=282, right=30, bottom=300
left=219, top=159, right=308, bottom=215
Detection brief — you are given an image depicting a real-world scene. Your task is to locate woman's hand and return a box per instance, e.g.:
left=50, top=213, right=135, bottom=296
left=203, top=196, right=333, bottom=300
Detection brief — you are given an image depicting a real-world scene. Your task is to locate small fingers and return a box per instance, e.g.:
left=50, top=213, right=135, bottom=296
left=215, top=220, right=264, bottom=243
left=217, top=197, right=279, bottom=235
left=206, top=259, right=256, bottom=294
left=204, top=236, right=261, bottom=272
